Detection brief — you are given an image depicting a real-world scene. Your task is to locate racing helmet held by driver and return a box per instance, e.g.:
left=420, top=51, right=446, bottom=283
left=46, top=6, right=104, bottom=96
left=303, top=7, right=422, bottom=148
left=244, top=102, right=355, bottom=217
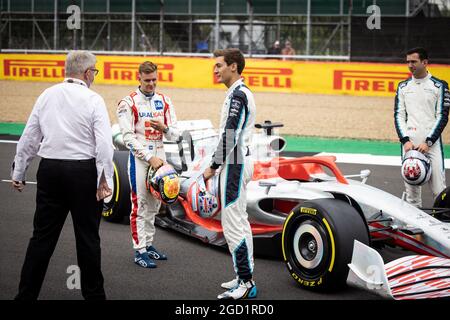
left=187, top=175, right=220, bottom=218
left=146, top=164, right=180, bottom=204
left=401, top=150, right=432, bottom=186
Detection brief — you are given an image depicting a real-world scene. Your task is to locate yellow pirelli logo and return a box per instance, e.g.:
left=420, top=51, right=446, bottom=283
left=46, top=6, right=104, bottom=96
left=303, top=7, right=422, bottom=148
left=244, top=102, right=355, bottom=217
left=291, top=273, right=323, bottom=287
left=300, top=207, right=317, bottom=215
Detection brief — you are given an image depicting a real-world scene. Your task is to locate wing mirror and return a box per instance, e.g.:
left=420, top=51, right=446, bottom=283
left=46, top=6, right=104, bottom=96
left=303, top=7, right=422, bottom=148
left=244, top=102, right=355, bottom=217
left=259, top=180, right=277, bottom=194
left=344, top=169, right=371, bottom=184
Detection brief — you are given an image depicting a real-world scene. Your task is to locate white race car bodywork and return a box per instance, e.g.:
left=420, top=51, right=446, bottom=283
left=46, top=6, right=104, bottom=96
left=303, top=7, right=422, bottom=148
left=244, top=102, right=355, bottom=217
left=297, top=179, right=450, bottom=257
left=110, top=119, right=450, bottom=299
left=245, top=169, right=450, bottom=258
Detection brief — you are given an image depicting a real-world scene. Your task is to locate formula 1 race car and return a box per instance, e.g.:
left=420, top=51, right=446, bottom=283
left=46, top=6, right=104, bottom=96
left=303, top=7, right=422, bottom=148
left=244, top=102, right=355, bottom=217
left=103, top=120, right=450, bottom=299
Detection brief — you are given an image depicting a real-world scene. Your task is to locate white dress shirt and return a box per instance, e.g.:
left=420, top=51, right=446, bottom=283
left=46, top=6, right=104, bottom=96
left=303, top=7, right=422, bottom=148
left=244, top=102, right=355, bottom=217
left=12, top=78, right=114, bottom=188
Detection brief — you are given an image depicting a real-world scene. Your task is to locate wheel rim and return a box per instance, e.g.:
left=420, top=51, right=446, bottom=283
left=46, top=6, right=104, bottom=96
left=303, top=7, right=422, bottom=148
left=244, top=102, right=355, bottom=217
left=292, top=222, right=324, bottom=269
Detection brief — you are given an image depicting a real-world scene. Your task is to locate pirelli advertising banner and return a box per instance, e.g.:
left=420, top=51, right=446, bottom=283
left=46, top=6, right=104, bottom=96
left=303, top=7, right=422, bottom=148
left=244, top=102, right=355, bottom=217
left=1, top=53, right=450, bottom=97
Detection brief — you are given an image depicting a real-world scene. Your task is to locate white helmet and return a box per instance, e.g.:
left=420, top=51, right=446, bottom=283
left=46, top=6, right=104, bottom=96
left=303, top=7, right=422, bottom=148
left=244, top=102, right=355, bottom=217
left=401, top=150, right=432, bottom=186
left=187, top=175, right=220, bottom=218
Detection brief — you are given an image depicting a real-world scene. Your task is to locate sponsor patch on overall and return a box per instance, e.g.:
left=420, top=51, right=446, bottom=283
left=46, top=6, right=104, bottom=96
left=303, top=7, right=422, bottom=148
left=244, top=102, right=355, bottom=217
left=117, top=105, right=128, bottom=117
left=154, top=100, right=164, bottom=110
left=229, top=100, right=241, bottom=117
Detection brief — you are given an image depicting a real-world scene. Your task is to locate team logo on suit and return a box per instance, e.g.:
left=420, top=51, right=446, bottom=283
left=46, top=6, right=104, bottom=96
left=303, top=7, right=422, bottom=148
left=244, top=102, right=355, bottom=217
left=154, top=101, right=164, bottom=110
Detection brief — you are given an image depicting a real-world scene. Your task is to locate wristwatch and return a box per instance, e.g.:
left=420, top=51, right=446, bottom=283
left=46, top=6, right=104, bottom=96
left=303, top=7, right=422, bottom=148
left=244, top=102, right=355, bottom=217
left=427, top=140, right=433, bottom=147
left=163, top=126, right=169, bottom=134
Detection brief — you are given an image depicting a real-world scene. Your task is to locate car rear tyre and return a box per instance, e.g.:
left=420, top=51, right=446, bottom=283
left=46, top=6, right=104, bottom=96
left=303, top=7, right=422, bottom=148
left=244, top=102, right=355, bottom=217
left=282, top=198, right=369, bottom=291
left=102, top=150, right=131, bottom=223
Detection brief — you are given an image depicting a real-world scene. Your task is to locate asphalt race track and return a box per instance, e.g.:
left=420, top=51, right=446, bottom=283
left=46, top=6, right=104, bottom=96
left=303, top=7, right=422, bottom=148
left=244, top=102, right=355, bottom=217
left=0, top=137, right=448, bottom=301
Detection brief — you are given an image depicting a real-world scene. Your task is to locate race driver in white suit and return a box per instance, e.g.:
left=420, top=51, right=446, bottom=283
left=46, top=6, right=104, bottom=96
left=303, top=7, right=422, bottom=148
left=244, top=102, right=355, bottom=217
left=203, top=48, right=257, bottom=300
left=395, top=47, right=450, bottom=207
left=117, top=61, right=179, bottom=268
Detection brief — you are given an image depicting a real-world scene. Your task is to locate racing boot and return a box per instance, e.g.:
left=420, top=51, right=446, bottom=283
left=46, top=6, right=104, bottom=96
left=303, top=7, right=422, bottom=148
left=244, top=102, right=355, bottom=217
left=217, top=279, right=257, bottom=300
left=134, top=251, right=157, bottom=268
left=221, top=277, right=239, bottom=289
left=146, top=245, right=167, bottom=260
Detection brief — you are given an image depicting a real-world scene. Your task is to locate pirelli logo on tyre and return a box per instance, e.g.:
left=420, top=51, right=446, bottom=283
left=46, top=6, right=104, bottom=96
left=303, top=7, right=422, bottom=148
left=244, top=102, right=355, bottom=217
left=333, top=70, right=410, bottom=93
left=300, top=207, right=317, bottom=215
left=3, top=59, right=65, bottom=79
left=214, top=67, right=292, bottom=88
left=103, top=62, right=174, bottom=82
left=291, top=272, right=323, bottom=287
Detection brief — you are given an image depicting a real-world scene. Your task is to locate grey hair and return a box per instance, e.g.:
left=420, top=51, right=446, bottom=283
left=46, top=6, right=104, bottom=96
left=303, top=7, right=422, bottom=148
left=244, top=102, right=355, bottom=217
left=65, top=50, right=96, bottom=76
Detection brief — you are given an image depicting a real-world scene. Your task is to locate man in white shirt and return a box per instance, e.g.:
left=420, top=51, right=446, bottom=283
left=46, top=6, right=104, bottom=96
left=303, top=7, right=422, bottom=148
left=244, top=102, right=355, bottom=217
left=395, top=47, right=449, bottom=207
left=116, top=61, right=179, bottom=268
left=11, top=51, right=114, bottom=300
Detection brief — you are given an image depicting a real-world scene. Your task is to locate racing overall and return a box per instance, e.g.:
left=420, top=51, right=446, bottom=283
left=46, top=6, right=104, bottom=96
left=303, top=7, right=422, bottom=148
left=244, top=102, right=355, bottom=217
left=210, top=79, right=256, bottom=281
left=395, top=73, right=449, bottom=207
left=117, top=88, right=179, bottom=251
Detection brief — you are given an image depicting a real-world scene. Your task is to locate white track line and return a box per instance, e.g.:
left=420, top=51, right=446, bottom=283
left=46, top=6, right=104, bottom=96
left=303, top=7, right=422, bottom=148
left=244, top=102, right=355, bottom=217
left=1, top=179, right=37, bottom=185
left=317, top=152, right=450, bottom=169
left=2, top=138, right=449, bottom=168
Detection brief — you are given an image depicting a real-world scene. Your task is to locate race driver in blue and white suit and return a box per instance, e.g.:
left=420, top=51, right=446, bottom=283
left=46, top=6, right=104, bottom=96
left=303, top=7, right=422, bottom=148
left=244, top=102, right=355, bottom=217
left=117, top=61, right=179, bottom=268
left=395, top=47, right=450, bottom=207
left=203, top=48, right=257, bottom=300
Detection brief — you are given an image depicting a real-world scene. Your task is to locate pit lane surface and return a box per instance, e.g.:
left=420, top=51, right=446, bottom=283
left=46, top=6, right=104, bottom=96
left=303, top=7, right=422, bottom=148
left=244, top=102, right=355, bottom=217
left=0, top=138, right=447, bottom=300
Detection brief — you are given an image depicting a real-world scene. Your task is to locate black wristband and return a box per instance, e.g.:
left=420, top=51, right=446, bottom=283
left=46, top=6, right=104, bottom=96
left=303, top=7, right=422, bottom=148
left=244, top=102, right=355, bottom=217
left=210, top=162, right=220, bottom=170
left=400, top=136, right=410, bottom=144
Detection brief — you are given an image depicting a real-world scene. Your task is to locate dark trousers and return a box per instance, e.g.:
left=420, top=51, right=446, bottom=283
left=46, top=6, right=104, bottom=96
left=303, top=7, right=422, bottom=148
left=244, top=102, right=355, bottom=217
left=15, top=158, right=106, bottom=300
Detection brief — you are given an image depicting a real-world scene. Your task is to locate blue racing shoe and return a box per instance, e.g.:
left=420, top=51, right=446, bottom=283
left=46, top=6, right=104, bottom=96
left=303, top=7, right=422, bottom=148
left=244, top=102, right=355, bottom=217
left=146, top=245, right=167, bottom=260
left=134, top=251, right=157, bottom=268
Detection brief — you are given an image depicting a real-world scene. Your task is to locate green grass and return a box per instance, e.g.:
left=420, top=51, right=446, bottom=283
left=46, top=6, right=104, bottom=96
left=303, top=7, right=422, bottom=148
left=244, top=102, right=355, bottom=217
left=283, top=135, right=450, bottom=157
left=0, top=122, right=26, bottom=136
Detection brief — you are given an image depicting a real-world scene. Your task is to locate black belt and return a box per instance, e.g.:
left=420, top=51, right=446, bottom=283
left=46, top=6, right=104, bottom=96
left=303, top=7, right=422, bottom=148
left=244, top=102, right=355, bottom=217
left=43, top=158, right=95, bottom=164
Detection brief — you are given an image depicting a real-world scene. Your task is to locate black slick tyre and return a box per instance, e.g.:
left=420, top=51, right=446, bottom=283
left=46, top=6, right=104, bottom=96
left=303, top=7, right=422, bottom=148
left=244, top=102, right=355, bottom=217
left=102, top=150, right=131, bottom=223
left=282, top=198, right=369, bottom=291
left=433, top=186, right=450, bottom=209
